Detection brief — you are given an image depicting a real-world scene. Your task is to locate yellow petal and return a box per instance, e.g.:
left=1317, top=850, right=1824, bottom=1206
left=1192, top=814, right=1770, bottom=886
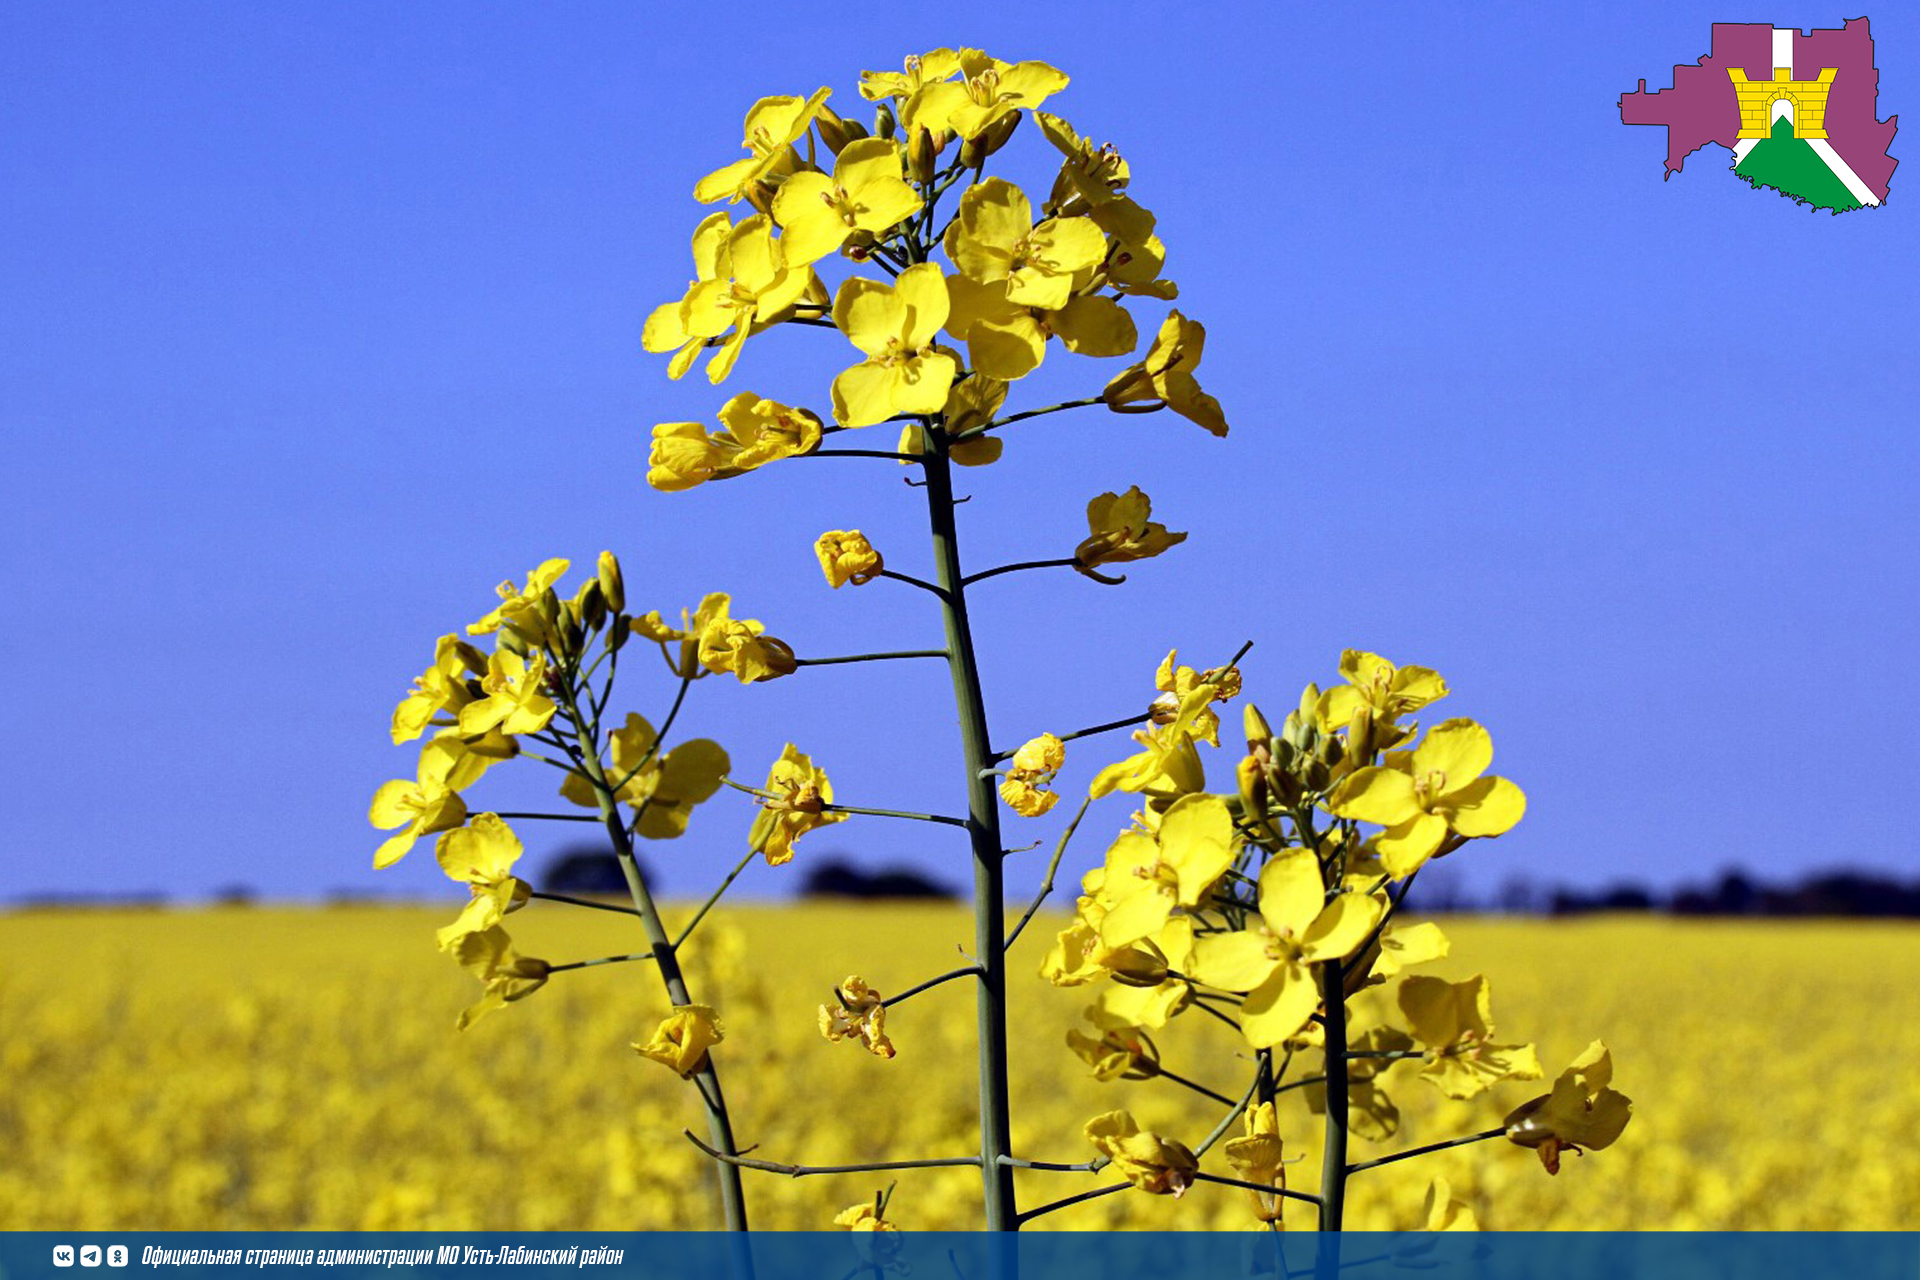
left=1445, top=775, right=1526, bottom=838
left=1412, top=718, right=1494, bottom=789
left=1240, top=961, right=1320, bottom=1048
left=1256, top=849, right=1325, bottom=938
left=1299, top=892, right=1385, bottom=964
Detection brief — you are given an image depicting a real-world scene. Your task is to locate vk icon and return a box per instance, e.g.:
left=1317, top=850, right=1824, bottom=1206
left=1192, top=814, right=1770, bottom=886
left=80, top=1246, right=103, bottom=1267
left=53, top=1246, right=75, bottom=1267
left=108, top=1246, right=130, bottom=1267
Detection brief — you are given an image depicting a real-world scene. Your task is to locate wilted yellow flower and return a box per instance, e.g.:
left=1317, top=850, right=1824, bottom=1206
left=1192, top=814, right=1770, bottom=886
left=456, top=649, right=556, bottom=738
left=1399, top=974, right=1542, bottom=1100
left=696, top=601, right=797, bottom=685
left=632, top=1005, right=724, bottom=1078
left=1148, top=650, right=1237, bottom=747
left=1073, top=487, right=1186, bottom=576
left=747, top=744, right=848, bottom=866
left=1103, top=310, right=1228, bottom=436
left=901, top=50, right=1067, bottom=140
left=1065, top=1020, right=1156, bottom=1081
left=432, top=814, right=530, bottom=950
left=558, top=713, right=729, bottom=839
left=450, top=925, right=550, bottom=1030
left=1223, top=1102, right=1286, bottom=1222
left=1083, top=1110, right=1197, bottom=1196
left=391, top=634, right=486, bottom=744
left=648, top=393, right=824, bottom=492
left=998, top=732, right=1064, bottom=817
left=815, top=530, right=884, bottom=588
left=1187, top=850, right=1384, bottom=1048
left=829, top=263, right=956, bottom=427
left=943, top=178, right=1104, bottom=311
left=771, top=137, right=921, bottom=266
left=693, top=88, right=831, bottom=204
left=1088, top=666, right=1233, bottom=800
left=1329, top=718, right=1526, bottom=878
left=819, top=976, right=896, bottom=1059
left=467, top=557, right=569, bottom=639
left=1505, top=1040, right=1633, bottom=1174
left=369, top=738, right=470, bottom=870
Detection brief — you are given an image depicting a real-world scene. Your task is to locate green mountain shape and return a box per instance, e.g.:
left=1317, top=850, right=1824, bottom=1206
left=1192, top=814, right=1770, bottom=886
left=1733, top=115, right=1862, bottom=213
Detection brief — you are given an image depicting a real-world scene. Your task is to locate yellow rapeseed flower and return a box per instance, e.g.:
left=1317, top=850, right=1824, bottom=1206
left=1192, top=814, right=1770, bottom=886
left=1083, top=1110, right=1197, bottom=1196
left=632, top=592, right=795, bottom=684
left=818, top=975, right=895, bottom=1059
left=1103, top=311, right=1228, bottom=436
left=814, top=530, right=883, bottom=588
left=1092, top=793, right=1235, bottom=948
left=432, top=814, right=530, bottom=950
left=771, top=137, right=921, bottom=266
left=901, top=50, right=1067, bottom=140
left=632, top=1005, right=724, bottom=1078
left=1187, top=850, right=1384, bottom=1048
left=1504, top=1040, right=1633, bottom=1174
left=1223, top=1102, right=1286, bottom=1222
left=558, top=713, right=729, bottom=839
left=942, top=178, right=1104, bottom=311
left=390, top=634, right=486, bottom=744
left=467, top=557, right=569, bottom=639
left=647, top=214, right=814, bottom=384
left=1329, top=718, right=1526, bottom=878
left=1073, top=487, right=1186, bottom=576
left=693, top=89, right=831, bottom=204
left=747, top=744, right=848, bottom=866
left=999, top=732, right=1064, bottom=817
left=829, top=263, right=956, bottom=427
left=647, top=393, right=824, bottom=492
left=456, top=649, right=556, bottom=738
left=1398, top=973, right=1543, bottom=1100
left=449, top=925, right=550, bottom=1030
left=369, top=738, right=470, bottom=870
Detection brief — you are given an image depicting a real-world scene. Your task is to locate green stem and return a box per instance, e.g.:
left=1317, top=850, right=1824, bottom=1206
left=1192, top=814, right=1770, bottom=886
left=922, top=434, right=1018, bottom=1231
left=1152, top=1066, right=1236, bottom=1107
left=794, top=649, right=949, bottom=667
left=1345, top=1127, right=1506, bottom=1175
left=493, top=812, right=601, bottom=823
left=1014, top=1184, right=1128, bottom=1225
left=684, top=1132, right=979, bottom=1178
left=558, top=683, right=750, bottom=1232
left=881, top=964, right=981, bottom=1008
left=530, top=890, right=641, bottom=918
left=950, top=397, right=1104, bottom=445
left=1003, top=795, right=1093, bottom=951
left=547, top=951, right=656, bottom=973
left=991, top=712, right=1150, bottom=763
left=961, top=558, right=1080, bottom=588
left=1318, top=959, right=1350, bottom=1233
left=672, top=848, right=758, bottom=949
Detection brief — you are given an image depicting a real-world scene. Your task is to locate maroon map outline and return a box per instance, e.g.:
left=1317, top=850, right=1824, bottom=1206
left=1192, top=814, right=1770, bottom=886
left=1620, top=18, right=1898, bottom=201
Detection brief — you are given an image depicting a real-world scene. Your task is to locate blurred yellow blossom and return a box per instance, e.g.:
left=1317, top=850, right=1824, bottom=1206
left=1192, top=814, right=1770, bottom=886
left=819, top=976, right=895, bottom=1059
left=633, top=1005, right=724, bottom=1078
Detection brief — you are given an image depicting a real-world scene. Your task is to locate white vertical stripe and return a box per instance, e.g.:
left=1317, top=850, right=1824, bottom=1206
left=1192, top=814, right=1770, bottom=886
left=1772, top=26, right=1794, bottom=74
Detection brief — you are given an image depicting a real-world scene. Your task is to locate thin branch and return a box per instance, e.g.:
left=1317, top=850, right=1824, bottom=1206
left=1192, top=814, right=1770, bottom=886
left=1345, top=1127, right=1507, bottom=1176
left=1194, top=1069, right=1265, bottom=1159
left=492, top=811, right=602, bottom=823
left=1343, top=1049, right=1426, bottom=1061
left=878, top=568, right=951, bottom=600
left=991, top=712, right=1151, bottom=763
left=672, top=848, right=758, bottom=949
left=826, top=802, right=970, bottom=828
left=609, top=673, right=693, bottom=794
left=1188, top=997, right=1244, bottom=1034
left=1190, top=1171, right=1322, bottom=1206
left=530, top=890, right=641, bottom=918
left=960, top=558, right=1080, bottom=588
left=794, top=649, right=949, bottom=667
left=949, top=397, right=1105, bottom=445
left=1004, top=794, right=1094, bottom=951
left=684, top=1132, right=979, bottom=1178
left=880, top=964, right=981, bottom=1008
left=1151, top=1067, right=1237, bottom=1108
left=801, top=448, right=926, bottom=462
left=547, top=951, right=657, bottom=973
left=1014, top=1183, right=1128, bottom=1225
left=997, top=1155, right=1105, bottom=1172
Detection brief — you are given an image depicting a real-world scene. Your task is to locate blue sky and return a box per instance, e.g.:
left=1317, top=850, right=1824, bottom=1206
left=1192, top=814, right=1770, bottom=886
left=3, top=2, right=1913, bottom=904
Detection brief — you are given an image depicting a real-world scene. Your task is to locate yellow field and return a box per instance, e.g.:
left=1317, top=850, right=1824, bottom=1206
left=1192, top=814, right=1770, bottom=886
left=3, top=905, right=1916, bottom=1231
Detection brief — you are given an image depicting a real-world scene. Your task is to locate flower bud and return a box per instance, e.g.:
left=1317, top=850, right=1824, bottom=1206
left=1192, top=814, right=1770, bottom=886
left=960, top=109, right=1021, bottom=168
left=498, top=628, right=529, bottom=658
left=1236, top=755, right=1269, bottom=827
left=814, top=103, right=851, bottom=155
left=1243, top=703, right=1273, bottom=751
left=596, top=551, right=625, bottom=614
left=907, top=125, right=937, bottom=184
left=1346, top=706, right=1374, bottom=764
left=743, top=178, right=778, bottom=216
left=873, top=102, right=897, bottom=140
left=574, top=579, right=606, bottom=634
left=605, top=615, right=630, bottom=652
